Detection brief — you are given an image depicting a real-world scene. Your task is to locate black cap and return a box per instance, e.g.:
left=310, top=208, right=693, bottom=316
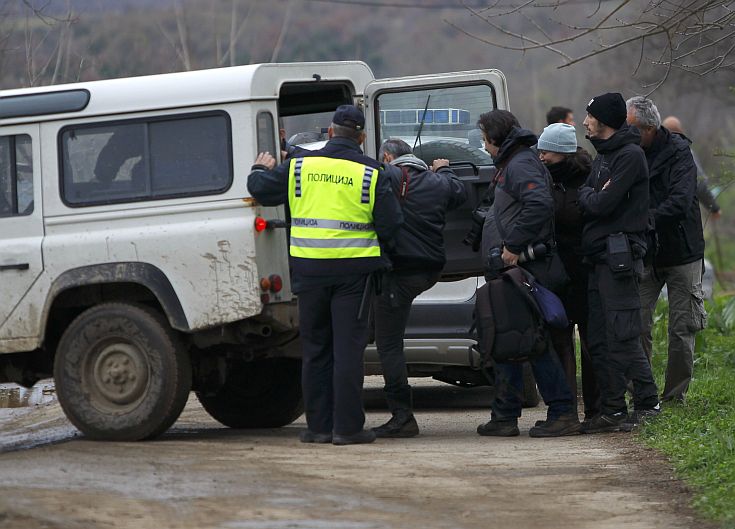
left=586, top=92, right=627, bottom=129
left=332, top=105, right=365, bottom=131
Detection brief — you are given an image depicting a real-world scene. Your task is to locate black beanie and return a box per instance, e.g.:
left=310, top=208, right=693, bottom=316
left=586, top=92, right=627, bottom=129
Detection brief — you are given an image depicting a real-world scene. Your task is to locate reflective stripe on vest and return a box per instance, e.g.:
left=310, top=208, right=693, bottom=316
left=288, top=156, right=379, bottom=259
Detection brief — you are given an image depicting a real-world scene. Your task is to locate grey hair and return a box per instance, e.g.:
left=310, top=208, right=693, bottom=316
left=626, top=96, right=661, bottom=129
left=378, top=138, right=412, bottom=160
left=330, top=123, right=363, bottom=142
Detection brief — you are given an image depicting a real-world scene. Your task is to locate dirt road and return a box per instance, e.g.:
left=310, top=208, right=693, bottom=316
left=0, top=378, right=711, bottom=529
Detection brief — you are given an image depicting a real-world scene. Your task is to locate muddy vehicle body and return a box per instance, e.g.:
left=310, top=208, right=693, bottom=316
left=0, top=62, right=509, bottom=440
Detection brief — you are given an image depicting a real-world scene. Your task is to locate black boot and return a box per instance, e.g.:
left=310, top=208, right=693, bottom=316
left=476, top=419, right=520, bottom=437
left=529, top=414, right=581, bottom=437
left=372, top=410, right=419, bottom=438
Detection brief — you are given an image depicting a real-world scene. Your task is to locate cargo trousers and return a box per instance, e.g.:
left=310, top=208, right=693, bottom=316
left=639, top=259, right=707, bottom=402
left=587, top=261, right=659, bottom=415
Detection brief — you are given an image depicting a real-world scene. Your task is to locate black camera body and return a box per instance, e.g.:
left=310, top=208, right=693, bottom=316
left=462, top=210, right=486, bottom=252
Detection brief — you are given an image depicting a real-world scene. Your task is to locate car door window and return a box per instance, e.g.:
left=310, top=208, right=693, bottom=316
left=0, top=134, right=33, bottom=217
left=375, top=84, right=493, bottom=166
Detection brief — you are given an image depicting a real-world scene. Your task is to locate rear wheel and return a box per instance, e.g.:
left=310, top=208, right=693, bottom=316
left=54, top=303, right=192, bottom=441
left=196, top=358, right=303, bottom=428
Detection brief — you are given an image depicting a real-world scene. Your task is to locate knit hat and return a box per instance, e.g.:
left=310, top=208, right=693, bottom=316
left=586, top=92, right=627, bottom=129
left=537, top=123, right=577, bottom=153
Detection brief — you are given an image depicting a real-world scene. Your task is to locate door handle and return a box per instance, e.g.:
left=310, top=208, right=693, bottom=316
left=0, top=263, right=30, bottom=271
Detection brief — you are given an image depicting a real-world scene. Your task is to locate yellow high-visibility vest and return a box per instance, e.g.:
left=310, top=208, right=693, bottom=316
left=288, top=156, right=380, bottom=259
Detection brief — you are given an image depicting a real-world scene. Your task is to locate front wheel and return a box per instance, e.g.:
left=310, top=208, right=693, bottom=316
left=54, top=303, right=192, bottom=441
left=196, top=358, right=303, bottom=428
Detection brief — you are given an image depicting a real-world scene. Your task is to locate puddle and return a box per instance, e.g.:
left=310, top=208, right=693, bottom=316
left=0, top=381, right=56, bottom=408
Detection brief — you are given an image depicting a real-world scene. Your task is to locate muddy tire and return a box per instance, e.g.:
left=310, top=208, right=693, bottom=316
left=521, top=362, right=540, bottom=408
left=412, top=140, right=493, bottom=166
left=54, top=303, right=192, bottom=441
left=196, top=358, right=303, bottom=428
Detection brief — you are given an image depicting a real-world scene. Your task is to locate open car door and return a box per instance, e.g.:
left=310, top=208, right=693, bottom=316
left=363, top=69, right=509, bottom=279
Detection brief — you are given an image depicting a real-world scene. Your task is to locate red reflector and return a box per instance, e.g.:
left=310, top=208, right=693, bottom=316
left=269, top=274, right=283, bottom=293
left=254, top=217, right=268, bottom=232
left=260, top=277, right=271, bottom=291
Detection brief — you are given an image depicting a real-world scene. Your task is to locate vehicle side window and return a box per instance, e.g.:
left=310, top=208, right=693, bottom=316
left=375, top=84, right=494, bottom=166
left=60, top=112, right=232, bottom=207
left=0, top=134, right=34, bottom=217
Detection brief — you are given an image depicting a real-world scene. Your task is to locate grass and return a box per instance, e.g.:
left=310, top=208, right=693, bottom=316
left=638, top=296, right=735, bottom=528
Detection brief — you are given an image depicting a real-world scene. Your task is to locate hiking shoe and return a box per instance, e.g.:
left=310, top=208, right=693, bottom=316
left=299, top=430, right=332, bottom=444
left=581, top=412, right=628, bottom=434
left=622, top=406, right=661, bottom=430
left=477, top=420, right=520, bottom=437
left=529, top=414, right=581, bottom=438
left=372, top=412, right=419, bottom=438
left=332, top=429, right=377, bottom=446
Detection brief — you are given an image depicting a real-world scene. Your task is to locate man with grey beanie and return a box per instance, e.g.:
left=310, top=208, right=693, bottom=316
left=577, top=92, right=660, bottom=433
left=626, top=96, right=706, bottom=404
left=371, top=138, right=467, bottom=437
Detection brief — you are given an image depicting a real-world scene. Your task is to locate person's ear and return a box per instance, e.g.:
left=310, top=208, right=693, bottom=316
left=327, top=127, right=334, bottom=139
left=357, top=131, right=366, bottom=145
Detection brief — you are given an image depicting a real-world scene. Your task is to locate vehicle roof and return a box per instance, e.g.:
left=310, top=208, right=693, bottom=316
left=0, top=61, right=375, bottom=124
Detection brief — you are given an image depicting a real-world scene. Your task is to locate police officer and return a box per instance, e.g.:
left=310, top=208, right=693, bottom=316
left=247, top=105, right=403, bottom=445
left=578, top=93, right=660, bottom=433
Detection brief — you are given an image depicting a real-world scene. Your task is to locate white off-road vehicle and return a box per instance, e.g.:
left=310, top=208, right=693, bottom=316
left=0, top=62, right=509, bottom=440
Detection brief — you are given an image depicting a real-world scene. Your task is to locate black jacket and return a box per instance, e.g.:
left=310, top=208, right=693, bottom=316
left=387, top=154, right=467, bottom=271
left=646, top=127, right=704, bottom=267
left=246, top=137, right=403, bottom=289
left=547, top=148, right=592, bottom=321
left=578, top=124, right=649, bottom=257
left=548, top=148, right=592, bottom=255
left=481, top=127, right=555, bottom=257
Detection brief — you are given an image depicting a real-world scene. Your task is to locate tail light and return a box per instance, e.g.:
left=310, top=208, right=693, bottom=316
left=268, top=274, right=283, bottom=293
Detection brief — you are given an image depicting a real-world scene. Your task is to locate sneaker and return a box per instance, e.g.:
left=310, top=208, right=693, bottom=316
left=372, top=412, right=419, bottom=438
left=622, top=405, right=661, bottom=430
left=332, top=429, right=377, bottom=445
left=299, top=430, right=332, bottom=444
left=529, top=414, right=581, bottom=437
left=477, top=419, right=520, bottom=437
left=581, top=412, right=628, bottom=434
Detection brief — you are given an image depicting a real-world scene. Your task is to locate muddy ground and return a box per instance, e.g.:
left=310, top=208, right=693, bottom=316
left=0, top=378, right=716, bottom=529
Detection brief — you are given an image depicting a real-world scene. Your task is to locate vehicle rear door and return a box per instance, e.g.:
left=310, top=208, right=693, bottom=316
left=363, top=70, right=509, bottom=281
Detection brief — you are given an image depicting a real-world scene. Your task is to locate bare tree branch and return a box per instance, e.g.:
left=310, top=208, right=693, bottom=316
left=448, top=0, right=735, bottom=91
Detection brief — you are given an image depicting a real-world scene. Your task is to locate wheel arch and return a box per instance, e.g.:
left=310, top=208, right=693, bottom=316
left=43, top=263, right=190, bottom=344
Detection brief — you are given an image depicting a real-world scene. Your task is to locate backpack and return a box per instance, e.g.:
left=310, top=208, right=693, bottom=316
left=475, top=266, right=548, bottom=364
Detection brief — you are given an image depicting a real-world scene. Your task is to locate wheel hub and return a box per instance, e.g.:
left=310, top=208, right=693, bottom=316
left=92, top=343, right=148, bottom=405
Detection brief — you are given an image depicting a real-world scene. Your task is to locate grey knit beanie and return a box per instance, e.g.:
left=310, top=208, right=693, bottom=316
left=537, top=123, right=577, bottom=153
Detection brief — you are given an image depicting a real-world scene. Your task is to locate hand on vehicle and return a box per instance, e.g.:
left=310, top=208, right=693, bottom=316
left=502, top=246, right=519, bottom=266
left=255, top=152, right=277, bottom=170
left=432, top=158, right=450, bottom=171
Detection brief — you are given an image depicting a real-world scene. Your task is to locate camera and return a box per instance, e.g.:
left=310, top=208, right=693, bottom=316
left=519, top=242, right=547, bottom=263
left=462, top=209, right=486, bottom=251
left=485, top=242, right=548, bottom=279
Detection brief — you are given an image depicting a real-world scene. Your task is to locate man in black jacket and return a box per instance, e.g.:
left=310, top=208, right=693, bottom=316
left=627, top=97, right=706, bottom=403
left=578, top=93, right=660, bottom=433
left=371, top=139, right=467, bottom=438
left=476, top=110, right=579, bottom=438
left=247, top=106, right=403, bottom=445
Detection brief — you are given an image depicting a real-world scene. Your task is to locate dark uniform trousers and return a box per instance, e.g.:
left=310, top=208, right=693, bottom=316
left=298, top=275, right=370, bottom=436
left=587, top=262, right=658, bottom=415
left=373, top=269, right=441, bottom=412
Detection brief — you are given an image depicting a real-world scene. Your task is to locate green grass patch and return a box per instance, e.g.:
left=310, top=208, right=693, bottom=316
left=639, top=297, right=735, bottom=527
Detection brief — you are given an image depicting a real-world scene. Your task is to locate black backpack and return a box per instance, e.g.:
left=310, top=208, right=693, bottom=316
left=475, top=266, right=548, bottom=364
